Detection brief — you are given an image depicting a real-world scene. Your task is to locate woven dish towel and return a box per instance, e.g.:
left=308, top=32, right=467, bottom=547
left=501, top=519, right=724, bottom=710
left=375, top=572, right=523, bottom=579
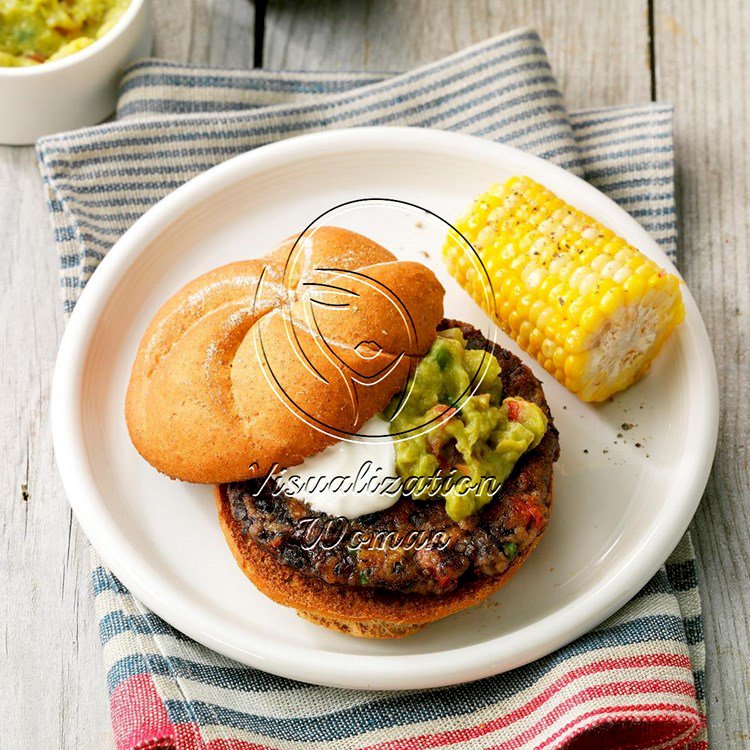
left=38, top=27, right=707, bottom=750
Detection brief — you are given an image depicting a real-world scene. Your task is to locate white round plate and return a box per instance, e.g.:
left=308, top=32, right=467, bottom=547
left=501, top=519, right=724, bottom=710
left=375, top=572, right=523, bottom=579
left=52, top=128, right=718, bottom=690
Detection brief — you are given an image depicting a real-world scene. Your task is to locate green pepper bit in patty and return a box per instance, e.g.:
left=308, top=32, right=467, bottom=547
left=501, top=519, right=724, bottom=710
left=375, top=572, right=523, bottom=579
left=386, top=328, right=547, bottom=522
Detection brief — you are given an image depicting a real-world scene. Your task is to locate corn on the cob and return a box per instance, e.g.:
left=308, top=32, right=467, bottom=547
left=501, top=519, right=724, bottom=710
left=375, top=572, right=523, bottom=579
left=443, top=176, right=685, bottom=402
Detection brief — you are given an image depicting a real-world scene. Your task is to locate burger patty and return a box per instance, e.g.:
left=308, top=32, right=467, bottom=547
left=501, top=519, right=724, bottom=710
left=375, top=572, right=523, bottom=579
left=225, top=320, right=560, bottom=597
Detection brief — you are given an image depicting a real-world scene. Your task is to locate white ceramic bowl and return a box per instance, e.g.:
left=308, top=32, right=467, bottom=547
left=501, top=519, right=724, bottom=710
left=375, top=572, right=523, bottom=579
left=0, top=0, right=152, bottom=145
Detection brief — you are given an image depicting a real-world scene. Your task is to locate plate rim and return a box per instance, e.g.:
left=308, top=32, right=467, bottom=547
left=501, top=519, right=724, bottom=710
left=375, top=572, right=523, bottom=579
left=51, top=126, right=719, bottom=690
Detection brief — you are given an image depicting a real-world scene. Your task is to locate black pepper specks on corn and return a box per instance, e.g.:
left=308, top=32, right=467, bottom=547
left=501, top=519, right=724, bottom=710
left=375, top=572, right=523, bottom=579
left=444, top=176, right=685, bottom=402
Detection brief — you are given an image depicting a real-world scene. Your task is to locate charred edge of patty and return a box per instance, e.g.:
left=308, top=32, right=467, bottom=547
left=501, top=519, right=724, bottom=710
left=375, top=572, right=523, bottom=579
left=225, top=320, right=560, bottom=597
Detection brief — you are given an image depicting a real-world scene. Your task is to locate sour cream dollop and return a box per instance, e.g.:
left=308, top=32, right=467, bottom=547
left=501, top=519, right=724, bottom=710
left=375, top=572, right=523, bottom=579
left=277, top=416, right=399, bottom=519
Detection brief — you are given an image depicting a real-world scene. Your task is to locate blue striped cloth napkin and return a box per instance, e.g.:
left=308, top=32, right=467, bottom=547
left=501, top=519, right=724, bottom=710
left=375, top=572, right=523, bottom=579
left=38, top=27, right=707, bottom=750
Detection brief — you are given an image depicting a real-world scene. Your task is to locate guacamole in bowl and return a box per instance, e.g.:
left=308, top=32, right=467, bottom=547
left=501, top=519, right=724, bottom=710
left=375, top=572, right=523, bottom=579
left=0, top=0, right=131, bottom=66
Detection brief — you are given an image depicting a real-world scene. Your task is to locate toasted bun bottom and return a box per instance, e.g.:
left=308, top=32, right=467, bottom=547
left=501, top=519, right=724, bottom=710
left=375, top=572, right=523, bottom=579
left=215, top=482, right=551, bottom=639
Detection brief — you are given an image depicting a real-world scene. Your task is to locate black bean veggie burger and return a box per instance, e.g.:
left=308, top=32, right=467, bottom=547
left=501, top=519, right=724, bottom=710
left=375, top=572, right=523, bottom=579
left=126, top=227, right=560, bottom=638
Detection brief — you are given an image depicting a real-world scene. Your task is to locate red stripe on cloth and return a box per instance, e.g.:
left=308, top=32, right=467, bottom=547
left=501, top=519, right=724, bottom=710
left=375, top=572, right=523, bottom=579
left=561, top=713, right=701, bottom=750
left=174, top=722, right=209, bottom=750
left=359, top=654, right=697, bottom=750
left=499, top=686, right=700, bottom=749
left=506, top=704, right=704, bottom=750
left=111, top=674, right=174, bottom=750
left=111, top=679, right=214, bottom=750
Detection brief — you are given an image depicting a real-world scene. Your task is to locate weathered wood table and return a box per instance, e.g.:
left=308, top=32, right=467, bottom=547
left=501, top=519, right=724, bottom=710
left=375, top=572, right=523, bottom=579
left=1, top=1, right=747, bottom=747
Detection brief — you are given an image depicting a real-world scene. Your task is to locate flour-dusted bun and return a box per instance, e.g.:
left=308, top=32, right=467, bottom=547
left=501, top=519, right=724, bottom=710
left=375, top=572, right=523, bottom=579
left=125, top=227, right=445, bottom=483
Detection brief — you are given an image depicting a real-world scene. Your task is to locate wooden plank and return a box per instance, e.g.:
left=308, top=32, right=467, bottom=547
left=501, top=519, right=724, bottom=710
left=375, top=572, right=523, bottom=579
left=264, top=0, right=651, bottom=108
left=0, top=3, right=255, bottom=748
left=0, top=148, right=114, bottom=748
left=153, top=0, right=255, bottom=66
left=653, top=1, right=750, bottom=745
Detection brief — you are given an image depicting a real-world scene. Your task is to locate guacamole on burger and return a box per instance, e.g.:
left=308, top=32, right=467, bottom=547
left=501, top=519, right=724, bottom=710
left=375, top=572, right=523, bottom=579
left=387, top=328, right=548, bottom=521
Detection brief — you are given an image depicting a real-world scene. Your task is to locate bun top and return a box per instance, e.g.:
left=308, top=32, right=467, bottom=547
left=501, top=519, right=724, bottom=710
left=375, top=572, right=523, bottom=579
left=125, top=227, right=445, bottom=483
